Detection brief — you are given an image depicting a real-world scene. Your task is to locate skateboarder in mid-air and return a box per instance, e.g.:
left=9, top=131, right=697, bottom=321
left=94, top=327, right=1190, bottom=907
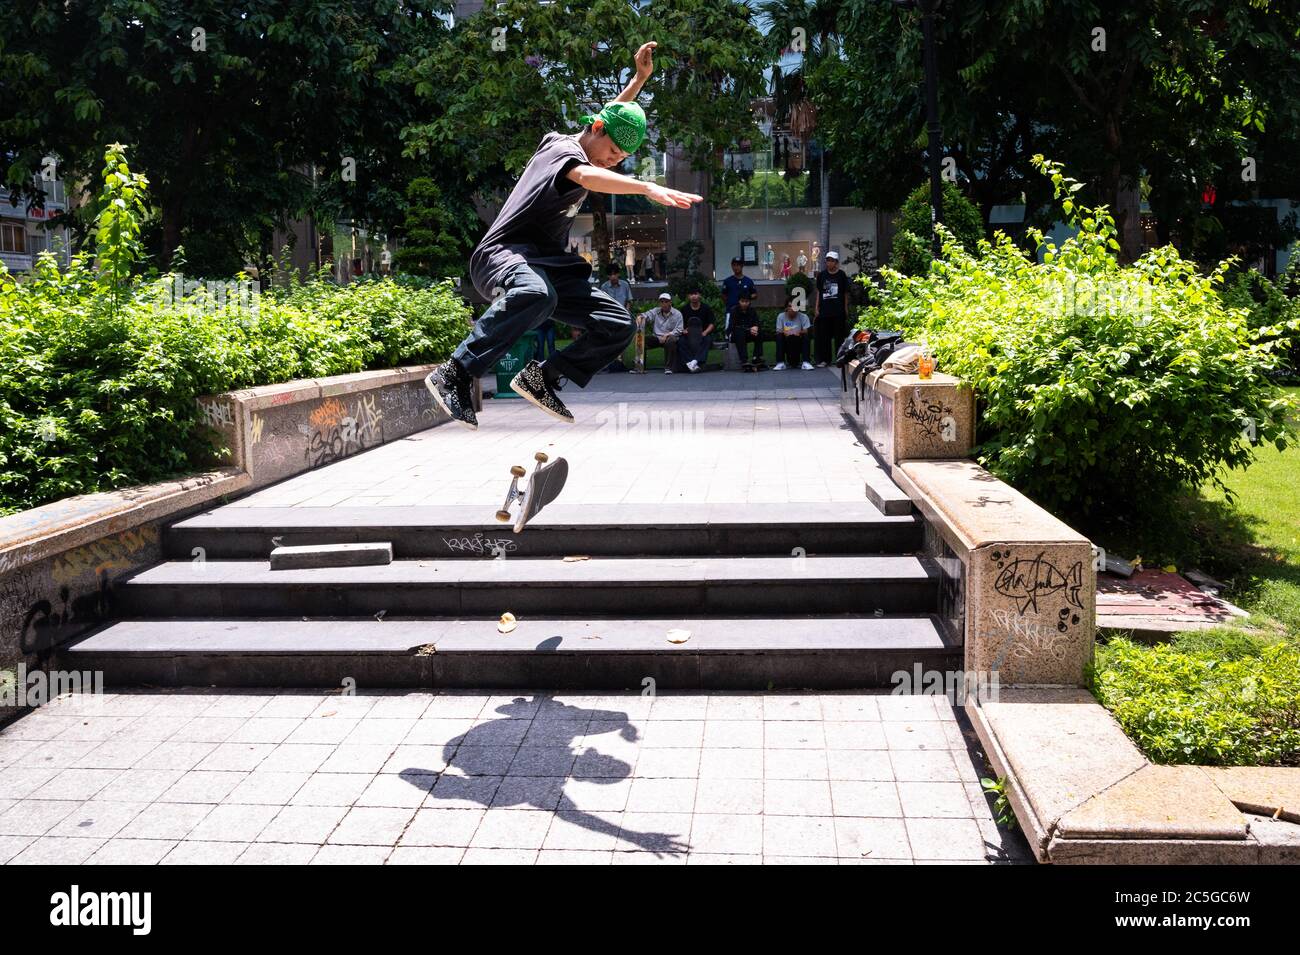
left=425, top=41, right=703, bottom=429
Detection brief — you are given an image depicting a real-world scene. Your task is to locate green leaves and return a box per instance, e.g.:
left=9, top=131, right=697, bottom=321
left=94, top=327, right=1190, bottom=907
left=0, top=261, right=470, bottom=515
left=856, top=157, right=1300, bottom=522
left=1094, top=633, right=1300, bottom=767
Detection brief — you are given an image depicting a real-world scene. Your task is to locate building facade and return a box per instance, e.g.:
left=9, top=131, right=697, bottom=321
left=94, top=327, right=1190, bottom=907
left=1, top=175, right=73, bottom=274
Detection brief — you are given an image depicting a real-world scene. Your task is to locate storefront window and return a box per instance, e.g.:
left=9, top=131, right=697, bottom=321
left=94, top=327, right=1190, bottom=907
left=713, top=123, right=877, bottom=281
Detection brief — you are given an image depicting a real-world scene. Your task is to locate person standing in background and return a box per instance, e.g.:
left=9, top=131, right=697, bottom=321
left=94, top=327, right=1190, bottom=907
left=600, top=263, right=634, bottom=314
left=643, top=250, right=656, bottom=282
left=813, top=250, right=850, bottom=367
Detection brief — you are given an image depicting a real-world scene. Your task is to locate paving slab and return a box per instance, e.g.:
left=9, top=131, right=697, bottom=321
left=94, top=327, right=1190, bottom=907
left=967, top=688, right=1146, bottom=857
left=1, top=687, right=1031, bottom=865
left=1201, top=766, right=1300, bottom=824
left=1055, top=765, right=1247, bottom=841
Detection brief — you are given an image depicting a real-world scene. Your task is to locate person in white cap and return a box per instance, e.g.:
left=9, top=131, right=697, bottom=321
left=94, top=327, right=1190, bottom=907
left=638, top=292, right=684, bottom=373
left=814, top=249, right=850, bottom=368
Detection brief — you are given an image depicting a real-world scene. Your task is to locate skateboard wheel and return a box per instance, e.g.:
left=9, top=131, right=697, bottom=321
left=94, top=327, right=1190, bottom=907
left=510, top=465, right=526, bottom=477
left=534, top=451, right=549, bottom=463
left=495, top=510, right=511, bottom=522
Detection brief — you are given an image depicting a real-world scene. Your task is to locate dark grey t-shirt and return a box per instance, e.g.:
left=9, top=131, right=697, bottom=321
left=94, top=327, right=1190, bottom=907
left=469, top=131, right=593, bottom=297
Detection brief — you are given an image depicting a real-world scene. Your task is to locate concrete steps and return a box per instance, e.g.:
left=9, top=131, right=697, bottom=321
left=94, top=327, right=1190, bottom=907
left=164, top=503, right=923, bottom=559
left=114, top=555, right=939, bottom=618
left=64, top=615, right=960, bottom=689
left=64, top=497, right=956, bottom=689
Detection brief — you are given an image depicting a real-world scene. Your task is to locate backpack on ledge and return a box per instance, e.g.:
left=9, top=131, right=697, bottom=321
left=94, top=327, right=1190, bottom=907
left=839, top=330, right=909, bottom=413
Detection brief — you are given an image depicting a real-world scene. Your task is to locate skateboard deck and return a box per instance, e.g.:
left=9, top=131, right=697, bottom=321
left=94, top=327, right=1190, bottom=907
left=683, top=324, right=705, bottom=370
left=495, top=452, right=569, bottom=533
left=633, top=314, right=646, bottom=374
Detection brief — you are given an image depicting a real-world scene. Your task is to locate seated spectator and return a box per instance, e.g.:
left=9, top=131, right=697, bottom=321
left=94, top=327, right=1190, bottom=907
left=678, top=286, right=716, bottom=373
left=638, top=292, right=684, bottom=374
left=773, top=296, right=812, bottom=370
left=727, top=291, right=766, bottom=369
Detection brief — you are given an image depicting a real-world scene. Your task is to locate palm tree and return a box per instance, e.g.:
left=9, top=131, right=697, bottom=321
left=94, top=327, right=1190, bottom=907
left=761, top=0, right=842, bottom=262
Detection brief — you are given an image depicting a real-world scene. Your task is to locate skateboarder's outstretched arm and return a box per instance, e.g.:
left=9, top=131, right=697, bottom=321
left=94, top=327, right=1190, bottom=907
left=567, top=40, right=702, bottom=209
left=565, top=165, right=700, bottom=208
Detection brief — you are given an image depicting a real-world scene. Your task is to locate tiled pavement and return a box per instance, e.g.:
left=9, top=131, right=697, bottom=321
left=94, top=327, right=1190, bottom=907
left=0, top=689, right=1032, bottom=865
left=228, top=368, right=890, bottom=508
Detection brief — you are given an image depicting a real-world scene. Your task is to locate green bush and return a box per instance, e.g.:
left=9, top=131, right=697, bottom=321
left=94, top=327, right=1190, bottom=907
left=891, top=180, right=985, bottom=276
left=859, top=156, right=1299, bottom=521
left=666, top=240, right=726, bottom=321
left=0, top=147, right=471, bottom=516
left=1092, top=632, right=1300, bottom=766
left=1220, top=260, right=1300, bottom=381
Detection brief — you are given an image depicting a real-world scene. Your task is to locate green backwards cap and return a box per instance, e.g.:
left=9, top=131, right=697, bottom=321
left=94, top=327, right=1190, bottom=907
left=580, top=101, right=647, bottom=154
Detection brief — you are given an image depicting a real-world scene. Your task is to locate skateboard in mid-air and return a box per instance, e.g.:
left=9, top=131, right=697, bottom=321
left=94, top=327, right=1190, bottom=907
left=495, top=451, right=569, bottom=533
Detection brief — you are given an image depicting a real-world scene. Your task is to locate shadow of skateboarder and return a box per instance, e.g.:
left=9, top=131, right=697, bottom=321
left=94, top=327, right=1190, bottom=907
left=404, top=696, right=689, bottom=857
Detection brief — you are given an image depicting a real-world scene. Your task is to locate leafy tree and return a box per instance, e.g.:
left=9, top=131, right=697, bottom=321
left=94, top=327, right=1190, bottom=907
left=400, top=0, right=766, bottom=272
left=891, top=180, right=983, bottom=275
left=818, top=0, right=1300, bottom=263
left=0, top=0, right=449, bottom=274
left=395, top=178, right=479, bottom=280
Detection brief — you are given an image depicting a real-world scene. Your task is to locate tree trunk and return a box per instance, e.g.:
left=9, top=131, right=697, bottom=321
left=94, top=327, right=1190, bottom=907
left=590, top=192, right=611, bottom=274
left=1102, top=116, right=1143, bottom=262
left=819, top=147, right=830, bottom=262
left=160, top=196, right=184, bottom=270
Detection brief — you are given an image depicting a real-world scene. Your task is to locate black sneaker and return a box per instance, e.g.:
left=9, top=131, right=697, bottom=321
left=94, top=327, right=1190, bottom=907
left=425, top=360, right=478, bottom=430
left=510, top=359, right=574, bottom=423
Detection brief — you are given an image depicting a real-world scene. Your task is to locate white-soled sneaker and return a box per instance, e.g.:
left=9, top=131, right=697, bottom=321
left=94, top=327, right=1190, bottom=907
left=509, top=359, right=574, bottom=423
left=686, top=359, right=699, bottom=372
left=774, top=362, right=787, bottom=371
left=801, top=361, right=814, bottom=370
left=424, top=361, right=479, bottom=430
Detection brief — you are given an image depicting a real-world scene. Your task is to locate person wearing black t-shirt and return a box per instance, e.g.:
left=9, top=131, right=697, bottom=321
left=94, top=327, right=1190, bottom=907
left=813, top=250, right=851, bottom=367
left=728, top=291, right=766, bottom=369
left=678, top=287, right=715, bottom=373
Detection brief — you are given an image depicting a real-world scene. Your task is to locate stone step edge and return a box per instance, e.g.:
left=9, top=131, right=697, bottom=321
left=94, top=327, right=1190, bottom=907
left=965, top=689, right=1293, bottom=864
left=66, top=614, right=958, bottom=656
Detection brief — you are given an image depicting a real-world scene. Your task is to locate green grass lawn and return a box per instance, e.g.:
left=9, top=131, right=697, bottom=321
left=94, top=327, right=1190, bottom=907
left=1088, top=387, right=1300, bottom=766
left=1092, top=386, right=1300, bottom=638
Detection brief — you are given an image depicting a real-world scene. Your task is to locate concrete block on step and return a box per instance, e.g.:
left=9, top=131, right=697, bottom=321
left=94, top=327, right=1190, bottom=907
left=270, top=542, right=393, bottom=570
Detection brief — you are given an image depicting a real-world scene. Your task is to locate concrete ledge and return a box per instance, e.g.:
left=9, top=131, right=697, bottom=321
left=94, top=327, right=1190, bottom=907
left=1, top=469, right=250, bottom=719
left=895, top=459, right=1090, bottom=560
left=2, top=364, right=463, bottom=702
left=0, top=468, right=248, bottom=573
left=839, top=359, right=974, bottom=469
left=898, top=460, right=1095, bottom=685
left=198, top=362, right=460, bottom=489
left=966, top=688, right=1298, bottom=864
left=839, top=362, right=1095, bottom=683
left=1202, top=766, right=1300, bottom=824
left=1056, top=764, right=1246, bottom=841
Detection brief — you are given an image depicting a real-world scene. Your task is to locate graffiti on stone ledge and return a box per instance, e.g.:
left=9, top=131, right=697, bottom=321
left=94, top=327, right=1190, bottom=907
left=199, top=399, right=235, bottom=430
left=305, top=394, right=385, bottom=467
left=990, top=549, right=1084, bottom=617
left=49, top=526, right=158, bottom=587
left=988, top=607, right=1076, bottom=670
left=903, top=394, right=956, bottom=441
